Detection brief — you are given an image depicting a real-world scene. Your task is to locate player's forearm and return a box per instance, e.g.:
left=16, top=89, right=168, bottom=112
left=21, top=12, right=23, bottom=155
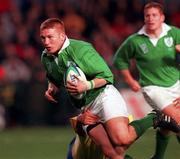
left=75, top=78, right=107, bottom=92
left=120, top=69, right=135, bottom=85
left=93, top=78, right=107, bottom=88
left=120, top=69, right=141, bottom=92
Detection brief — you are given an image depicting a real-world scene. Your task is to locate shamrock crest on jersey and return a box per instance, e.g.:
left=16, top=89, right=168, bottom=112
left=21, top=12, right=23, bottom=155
left=164, top=37, right=173, bottom=47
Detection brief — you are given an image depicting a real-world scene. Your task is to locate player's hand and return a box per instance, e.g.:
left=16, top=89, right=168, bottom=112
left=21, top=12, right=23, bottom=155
left=66, top=75, right=91, bottom=96
left=77, top=109, right=100, bottom=125
left=45, top=83, right=58, bottom=103
left=128, top=79, right=141, bottom=92
left=173, top=97, right=180, bottom=108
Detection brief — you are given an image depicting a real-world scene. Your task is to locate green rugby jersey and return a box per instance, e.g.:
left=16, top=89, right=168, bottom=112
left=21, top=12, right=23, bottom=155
left=41, top=39, right=113, bottom=108
left=113, top=24, right=180, bottom=87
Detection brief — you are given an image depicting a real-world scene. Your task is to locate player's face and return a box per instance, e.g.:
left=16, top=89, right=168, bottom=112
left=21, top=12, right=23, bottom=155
left=144, top=7, right=164, bottom=32
left=40, top=27, right=65, bottom=54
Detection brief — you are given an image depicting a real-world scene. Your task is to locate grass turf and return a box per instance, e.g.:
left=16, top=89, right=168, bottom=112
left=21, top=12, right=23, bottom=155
left=0, top=127, right=179, bottom=159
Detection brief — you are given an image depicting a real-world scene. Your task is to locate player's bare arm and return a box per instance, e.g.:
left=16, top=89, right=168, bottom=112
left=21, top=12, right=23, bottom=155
left=120, top=69, right=141, bottom=92
left=77, top=109, right=100, bottom=125
left=66, top=77, right=107, bottom=96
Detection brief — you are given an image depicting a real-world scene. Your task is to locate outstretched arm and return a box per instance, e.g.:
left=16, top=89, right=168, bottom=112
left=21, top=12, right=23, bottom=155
left=77, top=109, right=100, bottom=125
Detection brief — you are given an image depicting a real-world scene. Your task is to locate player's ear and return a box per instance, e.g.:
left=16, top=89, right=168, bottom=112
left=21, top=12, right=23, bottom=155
left=161, top=14, right=165, bottom=22
left=60, top=33, right=65, bottom=40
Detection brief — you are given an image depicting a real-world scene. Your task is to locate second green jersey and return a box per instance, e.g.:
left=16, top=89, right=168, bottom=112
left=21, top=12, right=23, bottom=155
left=41, top=39, right=113, bottom=108
left=113, top=24, right=180, bottom=87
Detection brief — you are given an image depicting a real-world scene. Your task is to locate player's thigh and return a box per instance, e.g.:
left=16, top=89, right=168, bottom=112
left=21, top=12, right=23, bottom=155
left=104, top=117, right=136, bottom=145
left=91, top=85, right=129, bottom=122
left=88, top=124, right=111, bottom=146
left=88, top=124, right=118, bottom=157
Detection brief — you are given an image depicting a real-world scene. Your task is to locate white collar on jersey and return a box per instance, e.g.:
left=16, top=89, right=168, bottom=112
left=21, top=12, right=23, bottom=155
left=137, top=23, right=171, bottom=46
left=137, top=23, right=171, bottom=38
left=58, top=36, right=70, bottom=54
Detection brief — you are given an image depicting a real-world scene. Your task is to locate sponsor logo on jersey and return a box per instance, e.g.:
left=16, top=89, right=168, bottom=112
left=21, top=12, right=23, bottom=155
left=139, top=43, right=149, bottom=54
left=164, top=37, right=173, bottom=47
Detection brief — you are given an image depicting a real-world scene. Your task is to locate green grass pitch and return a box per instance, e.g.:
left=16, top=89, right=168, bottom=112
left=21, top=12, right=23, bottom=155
left=0, top=127, right=178, bottom=159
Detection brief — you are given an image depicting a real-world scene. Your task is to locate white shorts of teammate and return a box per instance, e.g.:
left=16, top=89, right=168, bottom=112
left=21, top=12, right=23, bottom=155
left=84, top=85, right=129, bottom=123
left=142, top=80, right=180, bottom=110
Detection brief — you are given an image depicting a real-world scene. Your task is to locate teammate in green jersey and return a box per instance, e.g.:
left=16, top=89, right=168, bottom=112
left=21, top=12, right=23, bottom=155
left=113, top=2, right=180, bottom=159
left=40, top=17, right=178, bottom=159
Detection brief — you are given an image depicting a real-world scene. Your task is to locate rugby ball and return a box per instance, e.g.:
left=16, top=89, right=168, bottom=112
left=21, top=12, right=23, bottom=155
left=64, top=65, right=86, bottom=99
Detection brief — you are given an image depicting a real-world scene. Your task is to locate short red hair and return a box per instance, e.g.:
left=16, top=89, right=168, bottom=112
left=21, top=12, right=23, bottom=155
left=144, top=2, right=164, bottom=14
left=40, top=18, right=65, bottom=32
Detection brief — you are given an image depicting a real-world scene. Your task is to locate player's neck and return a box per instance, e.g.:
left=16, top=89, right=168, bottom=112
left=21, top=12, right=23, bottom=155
left=146, top=27, right=162, bottom=39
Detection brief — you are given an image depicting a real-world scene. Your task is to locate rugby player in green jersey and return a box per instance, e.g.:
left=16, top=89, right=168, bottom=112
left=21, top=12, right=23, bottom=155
left=113, top=2, right=180, bottom=159
left=40, top=18, right=178, bottom=159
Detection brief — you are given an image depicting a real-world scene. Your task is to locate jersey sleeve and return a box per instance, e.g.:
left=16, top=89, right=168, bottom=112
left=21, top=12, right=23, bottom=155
left=113, top=36, right=135, bottom=70
left=74, top=44, right=114, bottom=84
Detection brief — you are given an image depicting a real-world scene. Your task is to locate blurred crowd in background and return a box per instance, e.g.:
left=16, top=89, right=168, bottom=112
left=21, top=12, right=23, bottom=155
left=0, top=0, right=179, bottom=129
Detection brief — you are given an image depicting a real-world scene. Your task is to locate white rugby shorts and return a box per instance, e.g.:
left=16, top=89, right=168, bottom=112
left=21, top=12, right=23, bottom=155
left=85, top=85, right=129, bottom=123
left=142, top=80, right=180, bottom=110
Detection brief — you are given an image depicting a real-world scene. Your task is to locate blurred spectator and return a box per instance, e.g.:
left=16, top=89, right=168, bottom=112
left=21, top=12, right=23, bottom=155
left=2, top=42, right=31, bottom=82
left=63, top=8, right=86, bottom=39
left=0, top=42, right=31, bottom=126
left=0, top=0, right=12, bottom=13
left=111, top=12, right=134, bottom=44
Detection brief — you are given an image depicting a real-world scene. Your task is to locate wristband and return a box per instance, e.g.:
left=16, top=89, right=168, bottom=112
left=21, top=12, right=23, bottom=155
left=86, top=80, right=95, bottom=90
